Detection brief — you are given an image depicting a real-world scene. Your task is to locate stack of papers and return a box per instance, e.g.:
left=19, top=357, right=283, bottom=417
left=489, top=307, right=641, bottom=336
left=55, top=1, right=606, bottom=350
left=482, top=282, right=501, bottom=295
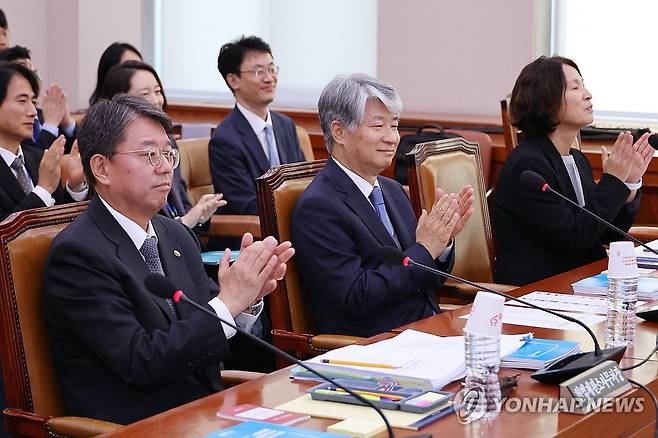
left=571, top=272, right=658, bottom=300
left=290, top=329, right=527, bottom=390
left=501, top=337, right=580, bottom=370
left=635, top=239, right=658, bottom=268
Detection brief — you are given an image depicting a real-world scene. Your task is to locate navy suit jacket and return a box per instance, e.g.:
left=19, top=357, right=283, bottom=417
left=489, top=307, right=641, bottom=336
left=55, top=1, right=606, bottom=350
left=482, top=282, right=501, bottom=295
left=0, top=144, right=72, bottom=221
left=209, top=106, right=306, bottom=215
left=291, top=158, right=454, bottom=338
left=44, top=196, right=230, bottom=424
left=495, top=135, right=639, bottom=285
left=21, top=109, right=76, bottom=153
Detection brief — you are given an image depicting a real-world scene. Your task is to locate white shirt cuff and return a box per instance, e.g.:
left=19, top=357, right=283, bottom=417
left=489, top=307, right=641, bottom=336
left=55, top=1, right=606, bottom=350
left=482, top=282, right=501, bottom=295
left=625, top=178, right=642, bottom=191
left=63, top=121, right=76, bottom=137
left=65, top=182, right=88, bottom=201
left=438, top=239, right=454, bottom=262
left=41, top=123, right=59, bottom=137
left=33, top=185, right=55, bottom=206
left=208, top=297, right=263, bottom=339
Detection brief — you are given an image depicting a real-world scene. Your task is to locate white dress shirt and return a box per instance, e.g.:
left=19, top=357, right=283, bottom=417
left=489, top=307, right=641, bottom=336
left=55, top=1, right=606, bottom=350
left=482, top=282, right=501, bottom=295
left=236, top=102, right=277, bottom=161
left=98, top=196, right=262, bottom=339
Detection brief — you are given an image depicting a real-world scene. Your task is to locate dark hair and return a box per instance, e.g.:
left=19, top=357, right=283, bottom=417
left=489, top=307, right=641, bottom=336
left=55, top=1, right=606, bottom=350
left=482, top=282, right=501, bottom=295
left=0, top=62, right=39, bottom=106
left=510, top=55, right=582, bottom=138
left=217, top=35, right=272, bottom=93
left=0, top=45, right=31, bottom=63
left=89, top=42, right=143, bottom=106
left=78, top=94, right=172, bottom=189
left=99, top=60, right=167, bottom=111
left=0, top=9, right=7, bottom=29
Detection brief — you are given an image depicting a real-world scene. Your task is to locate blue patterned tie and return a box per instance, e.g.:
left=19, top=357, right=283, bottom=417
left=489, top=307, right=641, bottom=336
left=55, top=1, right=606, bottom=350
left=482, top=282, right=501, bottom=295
left=264, top=125, right=280, bottom=167
left=369, top=186, right=400, bottom=247
left=139, top=236, right=177, bottom=318
left=32, top=117, right=42, bottom=144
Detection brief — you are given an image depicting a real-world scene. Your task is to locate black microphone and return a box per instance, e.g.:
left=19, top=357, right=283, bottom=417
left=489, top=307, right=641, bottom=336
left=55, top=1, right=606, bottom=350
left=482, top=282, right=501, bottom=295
left=519, top=169, right=658, bottom=258
left=377, top=246, right=626, bottom=384
left=143, top=274, right=398, bottom=438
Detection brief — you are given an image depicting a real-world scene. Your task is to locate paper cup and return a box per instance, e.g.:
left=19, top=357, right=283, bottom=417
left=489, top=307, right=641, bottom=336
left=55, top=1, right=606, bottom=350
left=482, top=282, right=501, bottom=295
left=464, top=291, right=505, bottom=338
left=608, top=241, right=639, bottom=279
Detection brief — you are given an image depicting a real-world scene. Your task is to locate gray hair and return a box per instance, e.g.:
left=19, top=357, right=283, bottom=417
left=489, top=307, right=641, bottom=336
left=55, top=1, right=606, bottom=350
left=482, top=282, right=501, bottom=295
left=78, top=94, right=173, bottom=189
left=318, top=73, right=402, bottom=153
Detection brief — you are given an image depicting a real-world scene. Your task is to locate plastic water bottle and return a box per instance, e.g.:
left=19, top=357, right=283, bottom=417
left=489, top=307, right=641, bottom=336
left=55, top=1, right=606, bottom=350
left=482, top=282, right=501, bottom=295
left=605, top=277, right=638, bottom=348
left=463, top=329, right=501, bottom=420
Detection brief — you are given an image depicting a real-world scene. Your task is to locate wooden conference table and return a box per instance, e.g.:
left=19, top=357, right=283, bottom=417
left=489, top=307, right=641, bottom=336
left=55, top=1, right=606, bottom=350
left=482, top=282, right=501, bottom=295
left=99, top=260, right=658, bottom=438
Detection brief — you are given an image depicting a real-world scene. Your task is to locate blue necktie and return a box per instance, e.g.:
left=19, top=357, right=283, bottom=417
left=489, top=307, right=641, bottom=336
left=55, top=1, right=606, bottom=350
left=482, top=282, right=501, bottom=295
left=369, top=186, right=400, bottom=247
left=264, top=125, right=280, bottom=167
left=139, top=236, right=178, bottom=318
left=32, top=117, right=42, bottom=144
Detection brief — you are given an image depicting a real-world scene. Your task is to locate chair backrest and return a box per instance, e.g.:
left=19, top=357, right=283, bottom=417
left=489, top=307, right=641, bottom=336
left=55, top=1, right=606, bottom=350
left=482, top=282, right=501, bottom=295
left=500, top=97, right=520, bottom=155
left=177, top=136, right=212, bottom=205
left=295, top=125, right=314, bottom=161
left=446, top=129, right=493, bottom=189
left=0, top=202, right=88, bottom=417
left=256, top=160, right=326, bottom=335
left=407, top=138, right=494, bottom=283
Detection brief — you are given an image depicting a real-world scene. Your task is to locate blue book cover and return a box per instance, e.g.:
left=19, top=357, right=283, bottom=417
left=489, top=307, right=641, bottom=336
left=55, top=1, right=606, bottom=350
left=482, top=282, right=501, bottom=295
left=201, top=250, right=240, bottom=265
left=204, top=422, right=342, bottom=438
left=572, top=272, right=658, bottom=295
left=502, top=338, right=579, bottom=367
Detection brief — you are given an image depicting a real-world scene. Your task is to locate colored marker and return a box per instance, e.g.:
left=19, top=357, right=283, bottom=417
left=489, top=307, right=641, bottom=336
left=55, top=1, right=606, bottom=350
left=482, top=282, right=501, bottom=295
left=321, top=359, right=396, bottom=369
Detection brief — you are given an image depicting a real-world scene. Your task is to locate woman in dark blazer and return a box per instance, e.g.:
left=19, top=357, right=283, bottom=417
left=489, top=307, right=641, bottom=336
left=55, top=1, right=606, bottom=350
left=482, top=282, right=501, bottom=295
left=99, top=61, right=225, bottom=231
left=494, top=56, right=653, bottom=285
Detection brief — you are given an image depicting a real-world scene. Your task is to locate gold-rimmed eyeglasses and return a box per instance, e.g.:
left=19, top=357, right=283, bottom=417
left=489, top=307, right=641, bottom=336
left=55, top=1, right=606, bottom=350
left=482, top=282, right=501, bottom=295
left=239, top=64, right=280, bottom=80
left=113, top=147, right=180, bottom=169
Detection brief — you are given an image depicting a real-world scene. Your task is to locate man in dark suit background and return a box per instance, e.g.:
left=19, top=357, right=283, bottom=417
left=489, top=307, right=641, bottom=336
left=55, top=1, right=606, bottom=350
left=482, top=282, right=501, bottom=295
left=0, top=62, right=87, bottom=222
left=292, top=74, right=474, bottom=338
left=43, top=95, right=294, bottom=424
left=209, top=36, right=306, bottom=215
left=0, top=45, right=77, bottom=153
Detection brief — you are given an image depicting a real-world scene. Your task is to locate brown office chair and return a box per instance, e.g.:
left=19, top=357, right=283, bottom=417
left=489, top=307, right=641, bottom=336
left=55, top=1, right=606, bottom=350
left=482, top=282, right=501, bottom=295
left=446, top=129, right=493, bottom=189
left=500, top=97, right=520, bottom=156
left=407, top=137, right=515, bottom=305
left=0, top=204, right=265, bottom=437
left=295, top=125, right=315, bottom=161
left=256, top=160, right=362, bottom=363
left=176, top=137, right=261, bottom=238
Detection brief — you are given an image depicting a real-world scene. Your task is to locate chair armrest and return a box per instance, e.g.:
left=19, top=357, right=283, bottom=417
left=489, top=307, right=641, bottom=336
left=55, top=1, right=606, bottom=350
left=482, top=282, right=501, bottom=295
left=629, top=226, right=658, bottom=244
left=46, top=416, right=122, bottom=438
left=207, top=215, right=261, bottom=239
left=221, top=370, right=266, bottom=388
left=309, top=334, right=363, bottom=351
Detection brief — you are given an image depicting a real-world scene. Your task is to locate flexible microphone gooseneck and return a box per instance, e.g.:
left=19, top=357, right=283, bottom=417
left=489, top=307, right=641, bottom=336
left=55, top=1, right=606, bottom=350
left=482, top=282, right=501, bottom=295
left=143, top=274, right=398, bottom=438
left=376, top=246, right=626, bottom=384
left=519, top=169, right=658, bottom=258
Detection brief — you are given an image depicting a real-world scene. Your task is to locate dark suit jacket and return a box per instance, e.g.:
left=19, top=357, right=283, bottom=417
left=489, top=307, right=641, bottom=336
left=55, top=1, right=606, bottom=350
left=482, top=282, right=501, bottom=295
left=494, top=135, right=639, bottom=286
left=0, top=144, right=72, bottom=221
left=291, top=158, right=454, bottom=338
left=209, top=106, right=306, bottom=215
left=44, top=196, right=230, bottom=424
left=21, top=109, right=77, bottom=153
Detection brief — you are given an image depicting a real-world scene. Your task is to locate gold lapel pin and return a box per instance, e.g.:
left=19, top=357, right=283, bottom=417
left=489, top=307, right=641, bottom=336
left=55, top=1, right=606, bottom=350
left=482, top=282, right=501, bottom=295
left=173, top=250, right=181, bottom=258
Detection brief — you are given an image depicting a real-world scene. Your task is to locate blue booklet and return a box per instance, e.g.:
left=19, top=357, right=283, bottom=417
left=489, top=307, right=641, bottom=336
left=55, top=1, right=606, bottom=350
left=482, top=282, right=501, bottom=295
left=204, top=421, right=342, bottom=438
left=201, top=250, right=240, bottom=265
left=501, top=337, right=579, bottom=370
left=572, top=272, right=658, bottom=300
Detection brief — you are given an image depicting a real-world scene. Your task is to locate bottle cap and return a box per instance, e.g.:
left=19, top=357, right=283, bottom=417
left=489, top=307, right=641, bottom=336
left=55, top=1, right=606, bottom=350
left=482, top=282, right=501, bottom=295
left=608, top=241, right=639, bottom=279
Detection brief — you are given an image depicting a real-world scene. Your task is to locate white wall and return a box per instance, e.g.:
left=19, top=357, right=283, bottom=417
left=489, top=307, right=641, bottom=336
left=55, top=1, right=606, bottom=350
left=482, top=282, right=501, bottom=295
left=2, top=0, right=538, bottom=115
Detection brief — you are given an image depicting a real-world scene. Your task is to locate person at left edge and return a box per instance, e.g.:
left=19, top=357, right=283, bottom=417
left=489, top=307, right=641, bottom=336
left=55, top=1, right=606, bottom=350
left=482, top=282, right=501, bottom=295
left=0, top=62, right=87, bottom=221
left=43, top=94, right=295, bottom=424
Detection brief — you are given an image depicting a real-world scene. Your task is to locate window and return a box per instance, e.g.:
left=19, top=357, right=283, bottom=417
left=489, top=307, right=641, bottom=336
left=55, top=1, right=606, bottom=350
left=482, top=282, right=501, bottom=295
left=153, top=0, right=377, bottom=109
left=552, top=0, right=658, bottom=128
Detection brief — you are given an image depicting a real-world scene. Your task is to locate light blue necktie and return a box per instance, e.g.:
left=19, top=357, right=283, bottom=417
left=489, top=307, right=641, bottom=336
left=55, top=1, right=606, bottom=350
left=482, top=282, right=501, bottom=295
left=264, top=125, right=280, bottom=167
left=369, top=186, right=400, bottom=248
left=32, top=117, right=42, bottom=144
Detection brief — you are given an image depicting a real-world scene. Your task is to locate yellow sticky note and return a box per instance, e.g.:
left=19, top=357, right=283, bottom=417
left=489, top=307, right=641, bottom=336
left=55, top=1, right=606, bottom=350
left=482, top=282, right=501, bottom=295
left=327, top=418, right=387, bottom=438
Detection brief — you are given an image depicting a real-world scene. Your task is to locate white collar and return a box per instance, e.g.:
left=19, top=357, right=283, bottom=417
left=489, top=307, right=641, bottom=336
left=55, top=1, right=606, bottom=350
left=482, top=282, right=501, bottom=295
left=236, top=101, right=272, bottom=134
left=332, top=157, right=380, bottom=200
left=98, top=195, right=157, bottom=250
left=0, top=145, right=25, bottom=168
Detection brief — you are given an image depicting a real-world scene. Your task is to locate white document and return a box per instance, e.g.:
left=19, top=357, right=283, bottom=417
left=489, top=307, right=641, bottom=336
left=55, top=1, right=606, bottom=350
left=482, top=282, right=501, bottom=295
left=509, top=291, right=646, bottom=315
left=460, top=305, right=605, bottom=331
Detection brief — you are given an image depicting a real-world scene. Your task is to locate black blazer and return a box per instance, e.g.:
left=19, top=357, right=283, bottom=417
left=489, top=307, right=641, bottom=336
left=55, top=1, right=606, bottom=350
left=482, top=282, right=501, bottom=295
left=44, top=196, right=230, bottom=424
left=209, top=106, right=306, bottom=215
left=494, top=136, right=639, bottom=285
left=0, top=144, right=72, bottom=221
left=291, top=158, right=454, bottom=338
